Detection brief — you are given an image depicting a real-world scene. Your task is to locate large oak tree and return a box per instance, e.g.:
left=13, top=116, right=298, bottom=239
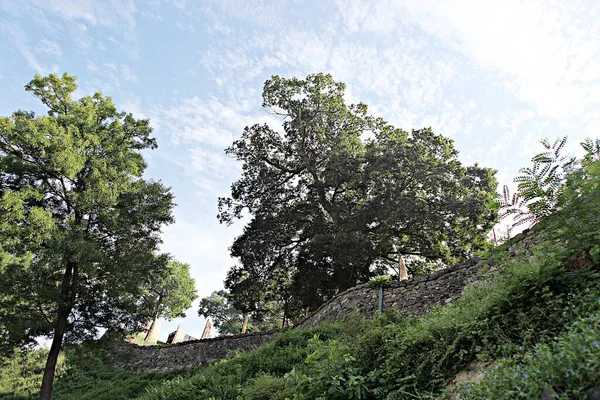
left=219, top=74, right=498, bottom=318
left=0, top=73, right=177, bottom=399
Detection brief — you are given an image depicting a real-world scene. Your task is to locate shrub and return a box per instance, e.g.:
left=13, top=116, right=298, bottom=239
left=464, top=306, right=600, bottom=399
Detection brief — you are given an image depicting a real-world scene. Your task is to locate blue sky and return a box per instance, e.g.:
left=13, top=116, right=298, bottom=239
left=1, top=0, right=599, bottom=341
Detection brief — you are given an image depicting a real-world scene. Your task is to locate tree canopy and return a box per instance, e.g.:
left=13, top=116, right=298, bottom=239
left=142, top=260, right=197, bottom=322
left=0, top=73, right=179, bottom=399
left=198, top=290, right=281, bottom=335
left=141, top=260, right=197, bottom=341
left=219, top=73, right=498, bottom=320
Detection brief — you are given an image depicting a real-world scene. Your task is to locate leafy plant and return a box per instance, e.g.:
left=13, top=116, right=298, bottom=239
left=581, top=137, right=600, bottom=166
left=0, top=73, right=177, bottom=399
left=464, top=308, right=600, bottom=399
left=499, top=136, right=575, bottom=228
left=368, top=275, right=393, bottom=289
left=285, top=336, right=371, bottom=400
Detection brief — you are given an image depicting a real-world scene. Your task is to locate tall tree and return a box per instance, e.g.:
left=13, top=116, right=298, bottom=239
left=141, top=260, right=198, bottom=342
left=219, top=73, right=497, bottom=314
left=0, top=73, right=174, bottom=399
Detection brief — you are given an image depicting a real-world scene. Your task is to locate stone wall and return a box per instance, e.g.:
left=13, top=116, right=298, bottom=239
left=108, top=330, right=279, bottom=372
left=295, top=258, right=484, bottom=328
left=109, top=258, right=489, bottom=372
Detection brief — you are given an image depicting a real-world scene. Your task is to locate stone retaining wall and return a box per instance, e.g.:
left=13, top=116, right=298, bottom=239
left=108, top=330, right=279, bottom=372
left=110, top=258, right=490, bottom=372
left=295, top=258, right=484, bottom=328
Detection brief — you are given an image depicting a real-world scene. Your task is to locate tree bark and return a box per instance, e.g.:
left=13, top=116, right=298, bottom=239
left=40, top=260, right=77, bottom=400
left=282, top=299, right=288, bottom=330
left=241, top=313, right=249, bottom=334
left=39, top=309, right=68, bottom=400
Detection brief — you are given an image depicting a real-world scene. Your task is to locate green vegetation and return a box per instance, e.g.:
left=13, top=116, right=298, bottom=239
left=0, top=73, right=196, bottom=398
left=198, top=290, right=282, bottom=335
left=3, top=170, right=599, bottom=398
left=3, top=245, right=598, bottom=399
left=215, top=73, right=498, bottom=325
left=1, top=72, right=599, bottom=399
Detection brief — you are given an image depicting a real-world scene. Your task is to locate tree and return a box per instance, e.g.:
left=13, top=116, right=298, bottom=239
left=0, top=73, right=174, bottom=399
left=198, top=289, right=281, bottom=335
left=141, top=260, right=197, bottom=342
left=499, top=136, right=576, bottom=229
left=198, top=290, right=244, bottom=335
left=218, top=73, right=498, bottom=315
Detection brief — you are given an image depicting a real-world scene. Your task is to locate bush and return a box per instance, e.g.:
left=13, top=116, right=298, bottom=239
left=285, top=336, right=370, bottom=400
left=464, top=306, right=600, bottom=399
left=0, top=348, right=65, bottom=399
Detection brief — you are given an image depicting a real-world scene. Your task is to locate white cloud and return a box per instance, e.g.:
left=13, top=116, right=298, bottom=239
left=28, top=0, right=137, bottom=28
left=333, top=0, right=600, bottom=121
left=0, top=20, right=57, bottom=74
left=154, top=96, right=261, bottom=148
left=36, top=37, right=63, bottom=58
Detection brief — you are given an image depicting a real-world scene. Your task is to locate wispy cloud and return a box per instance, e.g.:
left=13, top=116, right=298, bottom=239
left=28, top=0, right=137, bottom=28
left=36, top=37, right=63, bottom=58
left=0, top=20, right=57, bottom=74
left=333, top=0, right=600, bottom=121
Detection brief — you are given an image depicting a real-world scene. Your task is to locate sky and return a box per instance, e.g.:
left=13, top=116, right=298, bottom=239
left=1, top=0, right=599, bottom=341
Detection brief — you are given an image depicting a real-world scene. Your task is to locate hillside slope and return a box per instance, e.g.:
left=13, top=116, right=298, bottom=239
left=2, top=237, right=599, bottom=399
left=2, top=159, right=599, bottom=399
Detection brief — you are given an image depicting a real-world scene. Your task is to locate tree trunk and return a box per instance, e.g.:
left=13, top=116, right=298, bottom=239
left=39, top=309, right=68, bottom=400
left=40, top=260, right=77, bottom=400
left=241, top=313, right=249, bottom=334
left=282, top=299, right=288, bottom=330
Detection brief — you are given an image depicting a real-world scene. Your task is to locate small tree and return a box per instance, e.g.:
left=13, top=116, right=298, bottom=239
left=142, top=260, right=198, bottom=342
left=0, top=73, right=174, bottom=399
left=198, top=290, right=245, bottom=335
left=499, top=136, right=576, bottom=229
left=198, top=289, right=281, bottom=335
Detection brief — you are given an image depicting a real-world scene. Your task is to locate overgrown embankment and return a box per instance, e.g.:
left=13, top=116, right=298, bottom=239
left=2, top=243, right=599, bottom=399
left=2, top=156, right=599, bottom=399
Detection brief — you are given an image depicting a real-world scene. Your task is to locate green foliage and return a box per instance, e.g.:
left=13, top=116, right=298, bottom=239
left=464, top=308, right=600, bottom=399
left=499, top=136, right=575, bottom=228
left=368, top=275, right=393, bottom=289
left=2, top=254, right=598, bottom=400
left=285, top=336, right=370, bottom=399
left=0, top=349, right=65, bottom=399
left=0, top=72, right=177, bottom=398
left=239, top=374, right=288, bottom=400
left=0, top=73, right=175, bottom=348
left=142, top=261, right=198, bottom=321
left=581, top=137, right=600, bottom=166
left=136, top=319, right=362, bottom=400
left=366, top=259, right=600, bottom=397
left=3, top=133, right=598, bottom=399
left=198, top=290, right=281, bottom=335
left=0, top=342, right=185, bottom=400
left=220, top=73, right=498, bottom=319
left=198, top=290, right=248, bottom=335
